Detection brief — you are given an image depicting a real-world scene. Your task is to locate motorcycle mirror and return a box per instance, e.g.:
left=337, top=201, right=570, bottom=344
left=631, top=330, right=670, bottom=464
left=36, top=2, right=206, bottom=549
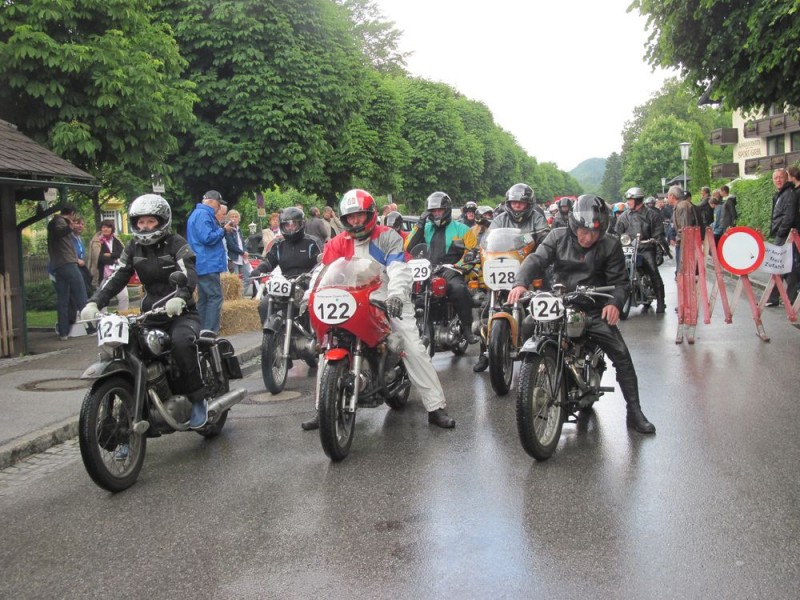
left=169, top=271, right=189, bottom=288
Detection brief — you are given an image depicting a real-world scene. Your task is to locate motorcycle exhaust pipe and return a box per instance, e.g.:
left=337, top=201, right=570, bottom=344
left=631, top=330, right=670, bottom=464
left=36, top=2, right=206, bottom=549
left=208, top=387, right=247, bottom=416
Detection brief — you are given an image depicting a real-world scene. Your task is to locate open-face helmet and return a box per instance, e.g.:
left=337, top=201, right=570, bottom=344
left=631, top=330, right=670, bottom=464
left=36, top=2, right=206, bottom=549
left=504, top=183, right=535, bottom=224
left=624, top=187, right=646, bottom=205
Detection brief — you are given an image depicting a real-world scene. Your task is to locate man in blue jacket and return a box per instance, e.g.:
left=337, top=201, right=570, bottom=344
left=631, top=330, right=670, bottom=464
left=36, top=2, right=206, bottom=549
left=187, top=190, right=232, bottom=333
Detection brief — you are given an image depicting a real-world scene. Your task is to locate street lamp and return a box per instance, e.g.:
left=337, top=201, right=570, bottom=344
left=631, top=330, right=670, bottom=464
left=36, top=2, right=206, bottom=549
left=661, top=177, right=667, bottom=194
left=679, top=142, right=691, bottom=191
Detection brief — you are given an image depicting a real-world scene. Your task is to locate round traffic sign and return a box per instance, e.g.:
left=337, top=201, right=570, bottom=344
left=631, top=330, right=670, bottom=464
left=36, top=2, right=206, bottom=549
left=717, top=226, right=765, bottom=275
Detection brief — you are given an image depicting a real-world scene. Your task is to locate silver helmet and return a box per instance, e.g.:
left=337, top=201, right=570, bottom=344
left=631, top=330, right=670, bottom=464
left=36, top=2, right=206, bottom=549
left=129, top=194, right=172, bottom=246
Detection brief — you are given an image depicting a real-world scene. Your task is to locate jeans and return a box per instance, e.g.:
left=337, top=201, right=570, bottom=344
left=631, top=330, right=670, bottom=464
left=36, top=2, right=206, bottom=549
left=53, top=263, right=88, bottom=337
left=197, top=273, right=223, bottom=333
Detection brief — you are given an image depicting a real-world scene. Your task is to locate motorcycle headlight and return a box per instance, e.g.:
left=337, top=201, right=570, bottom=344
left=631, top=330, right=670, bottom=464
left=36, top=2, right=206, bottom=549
left=144, top=328, right=171, bottom=356
left=565, top=309, right=586, bottom=338
left=620, top=234, right=632, bottom=246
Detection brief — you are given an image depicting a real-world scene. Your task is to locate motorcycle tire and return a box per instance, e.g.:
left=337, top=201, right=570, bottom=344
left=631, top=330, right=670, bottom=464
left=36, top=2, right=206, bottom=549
left=452, top=318, right=468, bottom=356
left=261, top=330, right=288, bottom=394
left=384, top=363, right=411, bottom=410
left=417, top=315, right=435, bottom=358
left=641, top=274, right=655, bottom=303
left=304, top=356, right=319, bottom=370
left=319, top=359, right=355, bottom=462
left=488, top=319, right=514, bottom=396
left=620, top=291, right=632, bottom=320
left=79, top=376, right=146, bottom=492
left=516, top=347, right=565, bottom=461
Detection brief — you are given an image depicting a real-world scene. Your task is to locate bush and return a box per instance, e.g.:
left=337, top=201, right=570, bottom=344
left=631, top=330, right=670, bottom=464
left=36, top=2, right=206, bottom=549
left=730, top=174, right=774, bottom=237
left=25, top=280, right=57, bottom=311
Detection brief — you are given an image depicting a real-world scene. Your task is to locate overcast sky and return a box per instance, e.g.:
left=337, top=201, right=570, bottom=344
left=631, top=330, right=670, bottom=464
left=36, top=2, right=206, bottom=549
left=372, top=0, right=676, bottom=172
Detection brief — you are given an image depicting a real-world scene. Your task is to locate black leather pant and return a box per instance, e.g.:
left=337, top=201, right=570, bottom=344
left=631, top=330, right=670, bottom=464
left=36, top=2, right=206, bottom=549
left=640, top=247, right=665, bottom=304
left=586, top=318, right=640, bottom=407
left=167, top=313, right=204, bottom=397
left=443, top=271, right=473, bottom=332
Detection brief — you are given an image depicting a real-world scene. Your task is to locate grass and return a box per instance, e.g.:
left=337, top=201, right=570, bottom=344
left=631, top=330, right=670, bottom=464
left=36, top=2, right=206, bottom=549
left=26, top=310, right=57, bottom=328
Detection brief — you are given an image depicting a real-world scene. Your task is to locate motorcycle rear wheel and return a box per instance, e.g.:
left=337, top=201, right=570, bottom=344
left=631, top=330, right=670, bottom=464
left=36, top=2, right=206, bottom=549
left=261, top=330, right=288, bottom=394
left=488, top=319, right=513, bottom=396
left=416, top=314, right=435, bottom=358
left=319, top=359, right=355, bottom=461
left=79, top=376, right=146, bottom=492
left=516, top=348, right=564, bottom=460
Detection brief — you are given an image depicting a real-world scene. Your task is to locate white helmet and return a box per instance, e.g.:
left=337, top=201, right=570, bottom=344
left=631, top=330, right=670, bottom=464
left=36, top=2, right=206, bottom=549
left=129, top=194, right=172, bottom=246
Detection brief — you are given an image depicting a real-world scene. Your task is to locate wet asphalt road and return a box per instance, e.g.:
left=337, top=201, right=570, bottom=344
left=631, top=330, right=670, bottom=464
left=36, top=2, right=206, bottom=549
left=1, top=265, right=799, bottom=599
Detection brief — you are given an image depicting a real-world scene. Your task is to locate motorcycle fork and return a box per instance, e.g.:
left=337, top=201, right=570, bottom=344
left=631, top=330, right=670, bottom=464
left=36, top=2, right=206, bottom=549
left=346, top=339, right=364, bottom=413
left=282, top=298, right=294, bottom=359
left=129, top=350, right=150, bottom=434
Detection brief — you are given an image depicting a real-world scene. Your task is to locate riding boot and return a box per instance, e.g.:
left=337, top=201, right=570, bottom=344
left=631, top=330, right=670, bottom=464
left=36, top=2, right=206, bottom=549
left=473, top=353, right=489, bottom=372
left=655, top=285, right=666, bottom=314
left=301, top=411, right=319, bottom=431
left=428, top=408, right=455, bottom=428
left=616, top=370, right=656, bottom=434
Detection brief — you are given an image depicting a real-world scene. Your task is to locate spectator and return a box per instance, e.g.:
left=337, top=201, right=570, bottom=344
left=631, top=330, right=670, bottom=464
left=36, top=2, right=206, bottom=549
left=187, top=190, right=232, bottom=333
left=667, top=185, right=699, bottom=274
left=719, top=194, right=737, bottom=232
left=710, top=194, right=724, bottom=246
left=697, top=186, right=714, bottom=233
left=322, top=205, right=344, bottom=235
left=381, top=202, right=398, bottom=224
left=766, top=168, right=798, bottom=305
left=88, top=219, right=129, bottom=311
left=305, top=205, right=331, bottom=245
left=70, top=216, right=94, bottom=298
left=246, top=222, right=264, bottom=255
left=47, top=203, right=87, bottom=340
left=262, top=212, right=280, bottom=256
left=224, top=209, right=252, bottom=283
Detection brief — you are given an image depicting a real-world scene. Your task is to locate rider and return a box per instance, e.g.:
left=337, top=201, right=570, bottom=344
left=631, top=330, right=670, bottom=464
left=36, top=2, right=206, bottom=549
left=302, top=189, right=456, bottom=431
left=405, top=191, right=479, bottom=345
left=459, top=201, right=478, bottom=227
left=489, top=183, right=550, bottom=244
left=551, top=197, right=572, bottom=229
left=251, top=206, right=321, bottom=326
left=615, top=186, right=667, bottom=313
left=471, top=205, right=494, bottom=247
left=507, top=194, right=656, bottom=434
left=384, top=210, right=407, bottom=242
left=80, top=194, right=210, bottom=429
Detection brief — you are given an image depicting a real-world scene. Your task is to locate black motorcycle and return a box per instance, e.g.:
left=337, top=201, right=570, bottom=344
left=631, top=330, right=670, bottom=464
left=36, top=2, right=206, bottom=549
left=516, top=285, right=616, bottom=460
left=619, top=234, right=657, bottom=319
left=256, top=270, right=318, bottom=394
left=78, top=272, right=246, bottom=492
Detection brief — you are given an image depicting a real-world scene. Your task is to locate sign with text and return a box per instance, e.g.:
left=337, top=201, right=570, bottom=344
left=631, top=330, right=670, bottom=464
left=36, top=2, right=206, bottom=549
left=758, top=241, right=793, bottom=274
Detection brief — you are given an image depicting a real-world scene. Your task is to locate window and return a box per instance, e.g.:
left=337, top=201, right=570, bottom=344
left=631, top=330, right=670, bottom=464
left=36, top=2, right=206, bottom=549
left=791, top=131, right=800, bottom=152
left=767, top=134, right=785, bottom=156
left=101, top=210, right=121, bottom=232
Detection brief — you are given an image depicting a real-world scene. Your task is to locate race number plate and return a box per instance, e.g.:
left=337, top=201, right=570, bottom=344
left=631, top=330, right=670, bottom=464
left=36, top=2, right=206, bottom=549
left=268, top=275, right=291, bottom=297
left=528, top=295, right=564, bottom=321
left=312, top=288, right=357, bottom=324
left=622, top=246, right=635, bottom=255
left=483, top=257, right=519, bottom=290
left=408, top=258, right=432, bottom=282
left=97, top=314, right=129, bottom=347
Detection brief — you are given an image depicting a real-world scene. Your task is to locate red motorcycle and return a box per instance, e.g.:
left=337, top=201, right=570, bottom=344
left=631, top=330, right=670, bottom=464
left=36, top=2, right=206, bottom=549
left=309, top=257, right=411, bottom=461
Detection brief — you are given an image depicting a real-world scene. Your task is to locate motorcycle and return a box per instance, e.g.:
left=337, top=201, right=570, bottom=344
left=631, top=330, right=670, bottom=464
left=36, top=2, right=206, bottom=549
left=408, top=244, right=475, bottom=357
left=480, top=228, right=537, bottom=395
left=78, top=272, right=246, bottom=492
left=515, top=284, right=616, bottom=461
left=255, top=269, right=318, bottom=394
left=309, top=257, right=411, bottom=461
left=619, top=234, right=656, bottom=320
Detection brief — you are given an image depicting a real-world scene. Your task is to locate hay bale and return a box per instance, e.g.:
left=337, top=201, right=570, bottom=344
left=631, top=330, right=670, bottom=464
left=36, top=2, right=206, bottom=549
left=220, top=298, right=261, bottom=336
left=221, top=273, right=243, bottom=301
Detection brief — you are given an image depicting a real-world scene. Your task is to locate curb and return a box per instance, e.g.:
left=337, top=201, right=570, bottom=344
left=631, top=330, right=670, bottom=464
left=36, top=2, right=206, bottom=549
left=0, top=343, right=263, bottom=470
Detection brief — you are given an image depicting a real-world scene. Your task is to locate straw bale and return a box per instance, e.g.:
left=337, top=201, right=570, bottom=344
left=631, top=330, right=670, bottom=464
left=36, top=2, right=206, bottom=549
left=221, top=273, right=243, bottom=301
left=220, top=298, right=261, bottom=336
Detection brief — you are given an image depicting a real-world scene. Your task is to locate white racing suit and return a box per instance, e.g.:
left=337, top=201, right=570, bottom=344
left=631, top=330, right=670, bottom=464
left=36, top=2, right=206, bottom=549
left=313, top=225, right=447, bottom=412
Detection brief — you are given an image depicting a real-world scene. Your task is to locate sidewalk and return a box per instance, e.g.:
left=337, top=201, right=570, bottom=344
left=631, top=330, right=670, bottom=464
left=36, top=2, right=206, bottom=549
left=0, top=328, right=262, bottom=469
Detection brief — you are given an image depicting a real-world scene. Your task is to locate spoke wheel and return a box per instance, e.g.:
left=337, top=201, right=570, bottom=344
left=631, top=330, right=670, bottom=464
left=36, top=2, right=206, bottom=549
left=488, top=319, right=514, bottom=396
left=79, top=376, right=146, bottom=492
left=261, top=330, right=288, bottom=394
left=516, top=348, right=564, bottom=460
left=318, top=359, right=356, bottom=461
left=620, top=290, right=632, bottom=320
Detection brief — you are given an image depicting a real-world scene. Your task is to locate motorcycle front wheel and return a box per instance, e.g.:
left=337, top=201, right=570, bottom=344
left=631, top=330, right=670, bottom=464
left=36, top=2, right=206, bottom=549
left=261, top=330, right=288, bottom=394
left=516, top=347, right=565, bottom=460
left=620, top=290, right=632, bottom=320
left=319, top=359, right=356, bottom=461
left=488, top=319, right=514, bottom=396
left=79, top=376, right=146, bottom=492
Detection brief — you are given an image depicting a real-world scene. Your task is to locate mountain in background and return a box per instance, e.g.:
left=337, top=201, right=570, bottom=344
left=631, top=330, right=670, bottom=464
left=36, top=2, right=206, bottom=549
left=569, top=157, right=606, bottom=194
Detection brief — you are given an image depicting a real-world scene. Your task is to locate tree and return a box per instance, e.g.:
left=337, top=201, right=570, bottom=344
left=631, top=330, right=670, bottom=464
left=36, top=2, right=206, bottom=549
left=334, top=0, right=409, bottom=75
left=601, top=152, right=624, bottom=202
left=631, top=0, right=800, bottom=111
left=689, top=131, right=710, bottom=192
left=0, top=0, right=197, bottom=223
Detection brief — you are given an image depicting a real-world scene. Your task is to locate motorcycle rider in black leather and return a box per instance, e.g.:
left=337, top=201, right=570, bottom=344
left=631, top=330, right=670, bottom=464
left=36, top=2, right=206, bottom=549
left=615, top=186, right=667, bottom=313
left=405, top=191, right=479, bottom=345
left=251, top=207, right=322, bottom=324
left=551, top=197, right=572, bottom=229
left=507, top=195, right=656, bottom=434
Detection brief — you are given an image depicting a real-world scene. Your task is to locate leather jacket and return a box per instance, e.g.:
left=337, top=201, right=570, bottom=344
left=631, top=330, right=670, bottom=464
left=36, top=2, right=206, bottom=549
left=771, top=182, right=797, bottom=244
left=615, top=206, right=666, bottom=248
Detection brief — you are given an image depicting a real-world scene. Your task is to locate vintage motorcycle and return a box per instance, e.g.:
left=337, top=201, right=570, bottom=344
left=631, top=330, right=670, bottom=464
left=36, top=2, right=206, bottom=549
left=480, top=228, right=536, bottom=395
left=619, top=234, right=656, bottom=319
left=309, top=257, right=411, bottom=462
left=78, top=272, right=246, bottom=492
left=515, top=285, right=616, bottom=461
left=256, top=269, right=318, bottom=394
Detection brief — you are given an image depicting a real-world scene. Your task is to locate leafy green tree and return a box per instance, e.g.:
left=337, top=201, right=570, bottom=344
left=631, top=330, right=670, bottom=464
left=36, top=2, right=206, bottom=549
left=0, top=0, right=197, bottom=224
left=334, top=0, right=409, bottom=75
left=689, top=131, right=710, bottom=192
left=601, top=152, right=624, bottom=202
left=631, top=0, right=800, bottom=111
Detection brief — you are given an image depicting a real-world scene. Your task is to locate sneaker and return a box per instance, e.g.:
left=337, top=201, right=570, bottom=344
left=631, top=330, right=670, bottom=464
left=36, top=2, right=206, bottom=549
left=189, top=399, right=208, bottom=429
left=765, top=300, right=780, bottom=308
left=114, top=444, right=130, bottom=461
left=58, top=336, right=69, bottom=341
left=428, top=408, right=455, bottom=428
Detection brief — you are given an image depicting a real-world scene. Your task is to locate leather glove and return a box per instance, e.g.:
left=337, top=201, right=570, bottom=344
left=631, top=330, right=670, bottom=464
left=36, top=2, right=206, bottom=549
left=165, top=297, right=186, bottom=317
left=385, top=296, right=404, bottom=319
left=418, top=210, right=430, bottom=226
left=80, top=302, right=100, bottom=321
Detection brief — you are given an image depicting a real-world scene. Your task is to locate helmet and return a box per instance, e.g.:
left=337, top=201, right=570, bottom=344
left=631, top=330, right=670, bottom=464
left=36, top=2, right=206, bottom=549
left=548, top=203, right=559, bottom=215
left=426, top=191, right=453, bottom=227
left=463, top=201, right=478, bottom=213
left=339, top=189, right=378, bottom=240
left=612, top=202, right=626, bottom=214
left=129, top=194, right=171, bottom=246
left=279, top=206, right=306, bottom=242
left=475, top=205, right=494, bottom=225
left=624, top=187, right=646, bottom=204
left=569, top=194, right=609, bottom=238
left=504, top=183, right=535, bottom=224
left=557, top=197, right=572, bottom=212
left=644, top=196, right=657, bottom=208
left=385, top=210, right=404, bottom=232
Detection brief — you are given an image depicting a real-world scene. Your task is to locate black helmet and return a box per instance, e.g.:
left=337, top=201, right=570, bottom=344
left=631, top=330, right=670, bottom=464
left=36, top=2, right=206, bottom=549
left=129, top=194, right=172, bottom=246
left=426, top=191, right=453, bottom=228
left=475, top=205, right=494, bottom=226
left=504, top=183, right=535, bottom=224
left=279, top=206, right=306, bottom=241
left=624, top=187, right=646, bottom=204
left=463, top=201, right=478, bottom=212
left=569, top=194, right=609, bottom=238
left=385, top=210, right=404, bottom=232
left=557, top=197, right=572, bottom=212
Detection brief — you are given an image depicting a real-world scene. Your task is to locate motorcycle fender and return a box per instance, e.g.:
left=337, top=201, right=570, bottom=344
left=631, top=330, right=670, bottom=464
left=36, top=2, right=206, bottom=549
left=487, top=312, right=519, bottom=347
left=324, top=348, right=350, bottom=362
left=263, top=314, right=284, bottom=334
left=80, top=359, right=132, bottom=381
left=518, top=336, right=552, bottom=356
